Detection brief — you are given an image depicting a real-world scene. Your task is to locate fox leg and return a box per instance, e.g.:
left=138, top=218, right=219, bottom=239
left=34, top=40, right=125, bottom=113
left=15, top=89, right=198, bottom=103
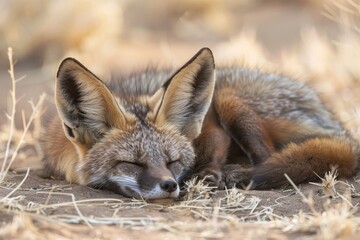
left=214, top=94, right=274, bottom=166
left=193, top=106, right=231, bottom=186
left=193, top=94, right=275, bottom=188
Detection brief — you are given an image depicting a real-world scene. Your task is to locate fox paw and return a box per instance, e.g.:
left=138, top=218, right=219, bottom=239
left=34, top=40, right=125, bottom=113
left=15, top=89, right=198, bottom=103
left=193, top=169, right=222, bottom=188
left=221, top=165, right=253, bottom=189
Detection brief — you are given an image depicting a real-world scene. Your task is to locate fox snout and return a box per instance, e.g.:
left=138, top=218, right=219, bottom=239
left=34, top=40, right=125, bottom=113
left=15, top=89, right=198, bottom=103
left=160, top=179, right=178, bottom=193
left=133, top=167, right=181, bottom=199
left=147, top=177, right=180, bottom=199
left=105, top=174, right=180, bottom=199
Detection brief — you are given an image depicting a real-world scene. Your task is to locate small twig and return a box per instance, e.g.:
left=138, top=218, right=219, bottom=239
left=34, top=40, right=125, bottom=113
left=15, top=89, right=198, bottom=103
left=284, top=174, right=316, bottom=213
left=3, top=168, right=30, bottom=199
left=1, top=48, right=17, bottom=178
left=1, top=94, right=46, bottom=182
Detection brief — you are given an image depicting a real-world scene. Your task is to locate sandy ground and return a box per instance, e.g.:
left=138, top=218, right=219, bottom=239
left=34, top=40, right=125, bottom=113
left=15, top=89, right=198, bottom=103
left=1, top=170, right=359, bottom=239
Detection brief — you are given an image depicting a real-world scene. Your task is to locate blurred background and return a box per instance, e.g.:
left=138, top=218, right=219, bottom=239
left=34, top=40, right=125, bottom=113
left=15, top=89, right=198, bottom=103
left=1, top=0, right=360, bottom=131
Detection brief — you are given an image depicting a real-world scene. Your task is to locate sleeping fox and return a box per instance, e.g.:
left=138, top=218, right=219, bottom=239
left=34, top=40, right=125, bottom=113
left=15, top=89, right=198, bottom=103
left=40, top=48, right=360, bottom=199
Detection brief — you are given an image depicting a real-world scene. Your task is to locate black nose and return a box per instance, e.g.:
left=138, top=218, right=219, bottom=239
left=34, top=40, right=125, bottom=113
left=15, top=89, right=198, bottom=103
left=160, top=179, right=178, bottom=193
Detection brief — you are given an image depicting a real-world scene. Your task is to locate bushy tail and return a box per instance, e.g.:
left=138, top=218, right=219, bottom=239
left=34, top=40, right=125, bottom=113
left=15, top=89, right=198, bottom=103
left=250, top=135, right=360, bottom=189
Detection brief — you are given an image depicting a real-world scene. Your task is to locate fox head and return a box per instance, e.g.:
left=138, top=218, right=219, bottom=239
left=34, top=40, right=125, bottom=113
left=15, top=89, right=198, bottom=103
left=55, top=48, right=215, bottom=199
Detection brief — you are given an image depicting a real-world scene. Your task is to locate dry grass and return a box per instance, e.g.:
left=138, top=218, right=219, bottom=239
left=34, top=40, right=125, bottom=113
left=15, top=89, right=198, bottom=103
left=0, top=48, right=45, bottom=183
left=277, top=202, right=359, bottom=240
left=310, top=167, right=340, bottom=198
left=276, top=170, right=360, bottom=240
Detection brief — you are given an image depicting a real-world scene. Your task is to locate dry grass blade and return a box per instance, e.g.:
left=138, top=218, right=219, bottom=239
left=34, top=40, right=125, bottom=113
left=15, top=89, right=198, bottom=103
left=1, top=94, right=46, bottom=180
left=3, top=168, right=29, bottom=200
left=0, top=48, right=46, bottom=184
left=284, top=174, right=316, bottom=213
left=183, top=176, right=216, bottom=201
left=222, top=187, right=246, bottom=207
left=0, top=169, right=29, bottom=212
left=279, top=169, right=360, bottom=239
left=1, top=48, right=18, bottom=178
left=309, top=167, right=339, bottom=197
left=278, top=201, right=359, bottom=239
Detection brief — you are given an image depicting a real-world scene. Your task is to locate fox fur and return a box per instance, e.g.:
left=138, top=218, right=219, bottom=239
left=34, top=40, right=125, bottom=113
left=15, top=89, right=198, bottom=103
left=40, top=48, right=360, bottom=199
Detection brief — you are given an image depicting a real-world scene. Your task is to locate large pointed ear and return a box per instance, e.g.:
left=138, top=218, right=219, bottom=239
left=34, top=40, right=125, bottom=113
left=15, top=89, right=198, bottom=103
left=149, top=48, right=216, bottom=140
left=55, top=58, right=134, bottom=147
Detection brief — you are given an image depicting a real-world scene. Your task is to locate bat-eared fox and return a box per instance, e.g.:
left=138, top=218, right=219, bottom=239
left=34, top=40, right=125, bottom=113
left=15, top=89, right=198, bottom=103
left=40, top=48, right=360, bottom=199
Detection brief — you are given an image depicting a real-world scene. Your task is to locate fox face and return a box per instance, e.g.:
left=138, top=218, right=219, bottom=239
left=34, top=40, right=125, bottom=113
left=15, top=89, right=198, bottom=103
left=54, top=48, right=215, bottom=199
left=82, top=123, right=195, bottom=199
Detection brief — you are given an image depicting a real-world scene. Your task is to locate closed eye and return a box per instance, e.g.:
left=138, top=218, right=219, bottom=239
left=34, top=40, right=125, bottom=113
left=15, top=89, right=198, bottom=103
left=119, top=161, right=145, bottom=168
left=167, top=159, right=181, bottom=167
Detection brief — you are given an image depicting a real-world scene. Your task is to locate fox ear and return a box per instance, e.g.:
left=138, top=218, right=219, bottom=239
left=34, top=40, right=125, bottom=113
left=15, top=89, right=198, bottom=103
left=56, top=58, right=133, bottom=147
left=150, top=48, right=216, bottom=140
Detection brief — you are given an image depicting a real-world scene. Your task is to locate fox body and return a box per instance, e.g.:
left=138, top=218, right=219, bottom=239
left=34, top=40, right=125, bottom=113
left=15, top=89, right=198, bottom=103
left=40, top=48, right=360, bottom=199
